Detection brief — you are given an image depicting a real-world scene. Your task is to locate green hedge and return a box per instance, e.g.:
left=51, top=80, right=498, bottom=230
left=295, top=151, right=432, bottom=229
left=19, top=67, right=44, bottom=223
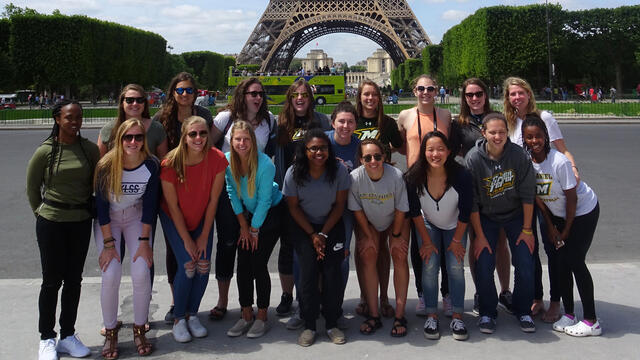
left=421, top=45, right=443, bottom=83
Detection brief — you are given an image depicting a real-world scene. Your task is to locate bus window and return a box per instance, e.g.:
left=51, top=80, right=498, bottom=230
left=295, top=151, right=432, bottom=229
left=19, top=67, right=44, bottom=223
left=315, top=85, right=335, bottom=95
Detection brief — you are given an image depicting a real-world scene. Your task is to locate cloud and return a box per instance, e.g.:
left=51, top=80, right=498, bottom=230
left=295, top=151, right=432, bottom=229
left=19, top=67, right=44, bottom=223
left=442, top=9, right=470, bottom=21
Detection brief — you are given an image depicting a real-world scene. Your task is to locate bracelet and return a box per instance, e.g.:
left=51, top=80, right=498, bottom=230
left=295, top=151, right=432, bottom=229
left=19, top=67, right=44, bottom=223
left=318, top=232, right=329, bottom=239
left=249, top=229, right=259, bottom=236
left=103, top=236, right=115, bottom=244
left=391, top=232, right=402, bottom=238
left=521, top=229, right=533, bottom=235
left=138, top=237, right=149, bottom=241
left=103, top=242, right=115, bottom=249
left=572, top=165, right=578, bottom=171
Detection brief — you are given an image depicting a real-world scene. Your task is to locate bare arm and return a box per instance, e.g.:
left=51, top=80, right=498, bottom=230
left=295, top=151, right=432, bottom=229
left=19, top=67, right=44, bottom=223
left=552, top=139, right=579, bottom=182
left=97, top=133, right=108, bottom=158
left=320, top=189, right=348, bottom=235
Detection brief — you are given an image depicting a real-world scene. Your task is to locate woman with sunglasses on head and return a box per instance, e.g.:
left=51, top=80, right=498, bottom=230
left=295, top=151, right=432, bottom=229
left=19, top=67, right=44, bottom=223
left=154, top=72, right=214, bottom=323
left=94, top=119, right=159, bottom=358
left=224, top=121, right=284, bottom=338
left=353, top=80, right=404, bottom=319
left=521, top=114, right=601, bottom=337
left=208, top=77, right=278, bottom=322
left=456, top=78, right=513, bottom=316
left=397, top=74, right=453, bottom=317
left=465, top=113, right=536, bottom=334
left=349, top=139, right=410, bottom=337
left=159, top=116, right=226, bottom=343
left=27, top=100, right=99, bottom=360
left=405, top=131, right=473, bottom=341
left=98, top=84, right=167, bottom=159
left=504, top=76, right=579, bottom=321
left=283, top=129, right=351, bottom=347
left=273, top=79, right=331, bottom=321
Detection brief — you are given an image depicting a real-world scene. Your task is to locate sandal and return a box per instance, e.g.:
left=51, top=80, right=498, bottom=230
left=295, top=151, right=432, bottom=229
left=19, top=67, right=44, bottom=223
left=531, top=300, right=545, bottom=317
left=208, top=306, right=227, bottom=321
left=133, top=324, right=153, bottom=356
left=359, top=316, right=382, bottom=335
left=380, top=300, right=395, bottom=318
left=390, top=317, right=408, bottom=337
left=102, top=327, right=119, bottom=360
left=355, top=301, right=369, bottom=317
left=100, top=320, right=122, bottom=336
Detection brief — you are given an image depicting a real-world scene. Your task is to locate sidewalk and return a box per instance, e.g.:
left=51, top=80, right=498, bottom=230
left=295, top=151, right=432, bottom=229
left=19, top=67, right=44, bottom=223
left=3, top=263, right=639, bottom=359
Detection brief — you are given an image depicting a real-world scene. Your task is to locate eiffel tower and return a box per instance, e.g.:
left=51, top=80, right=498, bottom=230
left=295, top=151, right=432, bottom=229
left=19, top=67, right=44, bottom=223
left=236, top=0, right=431, bottom=71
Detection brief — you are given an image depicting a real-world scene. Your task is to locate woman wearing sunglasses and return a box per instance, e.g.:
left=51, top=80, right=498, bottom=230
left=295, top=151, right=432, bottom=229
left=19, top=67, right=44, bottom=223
left=273, top=79, right=331, bottom=324
left=208, top=78, right=278, bottom=322
left=405, top=131, right=473, bottom=341
left=27, top=100, right=99, bottom=360
left=159, top=116, right=227, bottom=343
left=397, top=75, right=453, bottom=317
left=155, top=72, right=214, bottom=323
left=224, top=121, right=284, bottom=338
left=455, top=78, right=513, bottom=316
left=98, top=84, right=168, bottom=159
left=504, top=76, right=579, bottom=322
left=348, top=138, right=409, bottom=337
left=283, top=129, right=351, bottom=347
left=94, top=119, right=160, bottom=358
left=353, top=80, right=404, bottom=319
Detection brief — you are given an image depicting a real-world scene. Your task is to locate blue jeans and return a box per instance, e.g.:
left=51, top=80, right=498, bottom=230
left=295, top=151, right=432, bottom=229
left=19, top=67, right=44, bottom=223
left=416, top=219, right=466, bottom=315
left=159, top=209, right=213, bottom=320
left=476, top=213, right=534, bottom=318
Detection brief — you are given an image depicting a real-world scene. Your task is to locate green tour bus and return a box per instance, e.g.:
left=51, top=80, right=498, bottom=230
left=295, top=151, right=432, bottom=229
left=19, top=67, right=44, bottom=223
left=228, top=67, right=346, bottom=105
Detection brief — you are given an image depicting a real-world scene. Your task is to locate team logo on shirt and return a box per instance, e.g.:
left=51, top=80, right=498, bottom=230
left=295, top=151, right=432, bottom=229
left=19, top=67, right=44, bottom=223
left=536, top=182, right=552, bottom=196
left=292, top=128, right=306, bottom=141
left=359, top=192, right=394, bottom=205
left=354, top=127, right=380, bottom=140
left=483, top=170, right=515, bottom=197
left=121, top=182, right=146, bottom=195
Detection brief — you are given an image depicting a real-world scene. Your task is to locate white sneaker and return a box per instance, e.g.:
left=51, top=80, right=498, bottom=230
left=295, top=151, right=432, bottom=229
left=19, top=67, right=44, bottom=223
left=39, top=339, right=58, bottom=360
left=172, top=319, right=192, bottom=343
left=247, top=319, right=269, bottom=338
left=56, top=334, right=90, bottom=357
left=564, top=320, right=602, bottom=337
left=187, top=316, right=208, bottom=338
left=227, top=318, right=254, bottom=337
left=442, top=294, right=453, bottom=317
left=415, top=295, right=426, bottom=317
left=553, top=314, right=578, bottom=332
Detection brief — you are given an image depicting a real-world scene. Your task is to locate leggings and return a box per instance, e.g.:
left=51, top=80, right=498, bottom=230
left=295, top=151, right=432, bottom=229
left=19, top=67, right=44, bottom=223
left=552, top=202, right=599, bottom=320
left=237, top=202, right=282, bottom=308
left=95, top=204, right=151, bottom=329
left=214, top=185, right=239, bottom=281
left=36, top=216, right=91, bottom=340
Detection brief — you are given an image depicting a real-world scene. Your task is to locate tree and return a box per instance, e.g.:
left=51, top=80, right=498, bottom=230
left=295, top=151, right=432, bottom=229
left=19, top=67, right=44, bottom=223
left=2, top=3, right=39, bottom=18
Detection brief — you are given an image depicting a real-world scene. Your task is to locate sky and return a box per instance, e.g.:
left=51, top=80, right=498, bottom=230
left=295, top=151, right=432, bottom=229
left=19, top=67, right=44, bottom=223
left=2, top=0, right=638, bottom=66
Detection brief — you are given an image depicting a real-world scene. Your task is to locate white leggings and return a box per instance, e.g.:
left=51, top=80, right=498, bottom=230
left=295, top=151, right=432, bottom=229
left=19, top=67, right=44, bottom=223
left=94, top=204, right=152, bottom=328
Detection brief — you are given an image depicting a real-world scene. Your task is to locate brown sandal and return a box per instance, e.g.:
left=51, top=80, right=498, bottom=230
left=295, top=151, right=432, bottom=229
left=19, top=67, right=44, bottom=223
left=102, top=327, right=119, bottom=360
left=380, top=300, right=395, bottom=318
left=133, top=324, right=153, bottom=356
left=100, top=320, right=122, bottom=336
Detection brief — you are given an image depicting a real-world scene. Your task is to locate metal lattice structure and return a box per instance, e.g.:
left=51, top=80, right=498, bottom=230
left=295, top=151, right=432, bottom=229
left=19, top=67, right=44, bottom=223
left=236, top=0, right=432, bottom=71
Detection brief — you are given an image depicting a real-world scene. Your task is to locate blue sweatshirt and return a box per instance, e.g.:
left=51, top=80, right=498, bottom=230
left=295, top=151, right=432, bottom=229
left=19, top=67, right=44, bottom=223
left=225, top=151, right=282, bottom=228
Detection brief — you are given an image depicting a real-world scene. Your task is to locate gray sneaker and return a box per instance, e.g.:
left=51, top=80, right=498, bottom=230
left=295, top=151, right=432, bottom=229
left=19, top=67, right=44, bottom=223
left=247, top=319, right=269, bottom=338
left=286, top=309, right=304, bottom=330
left=478, top=316, right=496, bottom=334
left=227, top=318, right=254, bottom=337
left=297, top=329, right=316, bottom=347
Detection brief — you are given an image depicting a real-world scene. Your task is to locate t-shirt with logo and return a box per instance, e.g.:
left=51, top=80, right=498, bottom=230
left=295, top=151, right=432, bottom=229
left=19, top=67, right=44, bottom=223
left=326, top=130, right=360, bottom=173
left=532, top=149, right=597, bottom=218
left=356, top=115, right=403, bottom=156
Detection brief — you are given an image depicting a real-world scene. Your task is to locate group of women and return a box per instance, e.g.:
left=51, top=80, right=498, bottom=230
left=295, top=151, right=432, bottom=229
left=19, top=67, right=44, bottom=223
left=27, top=72, right=602, bottom=360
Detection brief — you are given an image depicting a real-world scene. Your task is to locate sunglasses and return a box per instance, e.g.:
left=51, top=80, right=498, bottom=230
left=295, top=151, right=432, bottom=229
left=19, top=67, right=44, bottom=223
left=122, top=134, right=144, bottom=142
left=291, top=92, right=309, bottom=99
left=465, top=91, right=485, bottom=99
left=306, top=145, right=329, bottom=153
left=187, top=130, right=208, bottom=139
left=124, top=97, right=145, bottom=104
left=415, top=85, right=436, bottom=93
left=175, top=87, right=194, bottom=95
left=362, top=153, right=383, bottom=162
left=245, top=91, right=265, bottom=98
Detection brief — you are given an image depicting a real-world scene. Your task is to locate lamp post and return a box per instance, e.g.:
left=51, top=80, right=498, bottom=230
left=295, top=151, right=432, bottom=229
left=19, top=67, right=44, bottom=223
left=546, top=0, right=554, bottom=103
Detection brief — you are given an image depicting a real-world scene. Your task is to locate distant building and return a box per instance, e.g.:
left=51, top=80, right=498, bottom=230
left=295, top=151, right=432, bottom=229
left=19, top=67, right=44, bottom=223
left=346, top=49, right=395, bottom=88
left=301, top=49, right=334, bottom=73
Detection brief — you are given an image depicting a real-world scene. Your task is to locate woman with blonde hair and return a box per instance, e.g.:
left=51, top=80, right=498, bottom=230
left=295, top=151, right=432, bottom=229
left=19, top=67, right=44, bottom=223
left=225, top=121, right=284, bottom=338
left=94, top=119, right=160, bottom=358
left=159, top=116, right=227, bottom=343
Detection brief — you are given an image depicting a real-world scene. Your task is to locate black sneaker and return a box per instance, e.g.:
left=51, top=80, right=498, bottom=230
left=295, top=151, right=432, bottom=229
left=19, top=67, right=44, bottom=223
left=472, top=293, right=479, bottom=315
left=519, top=315, right=536, bottom=333
left=276, top=292, right=293, bottom=316
left=423, top=316, right=440, bottom=340
left=498, top=290, right=514, bottom=314
left=450, top=318, right=469, bottom=341
left=478, top=316, right=496, bottom=334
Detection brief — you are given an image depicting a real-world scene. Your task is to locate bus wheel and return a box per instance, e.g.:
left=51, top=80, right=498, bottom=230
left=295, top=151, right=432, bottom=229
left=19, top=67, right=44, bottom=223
left=315, top=97, right=326, bottom=105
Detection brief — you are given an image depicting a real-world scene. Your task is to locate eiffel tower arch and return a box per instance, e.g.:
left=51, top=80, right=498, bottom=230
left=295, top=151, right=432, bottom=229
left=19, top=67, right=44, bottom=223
left=237, top=0, right=432, bottom=72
